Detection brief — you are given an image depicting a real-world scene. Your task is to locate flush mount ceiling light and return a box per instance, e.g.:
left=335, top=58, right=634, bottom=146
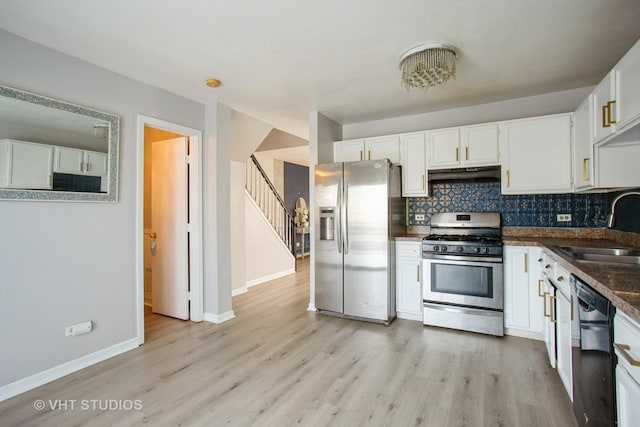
left=399, top=42, right=457, bottom=91
left=205, top=78, right=221, bottom=88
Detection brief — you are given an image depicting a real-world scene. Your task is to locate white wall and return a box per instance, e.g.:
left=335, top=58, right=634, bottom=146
left=342, top=87, right=592, bottom=139
left=230, top=161, right=246, bottom=293
left=203, top=102, right=234, bottom=322
left=0, top=29, right=232, bottom=392
left=244, top=193, right=295, bottom=288
left=308, top=112, right=343, bottom=311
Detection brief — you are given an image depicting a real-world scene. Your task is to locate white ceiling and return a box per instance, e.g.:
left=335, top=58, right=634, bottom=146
left=1, top=0, right=639, bottom=139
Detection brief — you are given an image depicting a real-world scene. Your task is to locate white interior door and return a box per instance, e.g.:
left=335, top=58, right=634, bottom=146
left=151, top=137, right=189, bottom=319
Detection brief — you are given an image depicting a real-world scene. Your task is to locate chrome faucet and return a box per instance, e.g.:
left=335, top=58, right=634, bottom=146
left=606, top=191, right=640, bottom=228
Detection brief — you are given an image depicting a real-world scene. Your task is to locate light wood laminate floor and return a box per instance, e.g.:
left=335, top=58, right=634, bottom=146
left=1, top=258, right=577, bottom=426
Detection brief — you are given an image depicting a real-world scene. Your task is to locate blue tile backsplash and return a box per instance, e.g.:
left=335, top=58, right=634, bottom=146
left=408, top=182, right=610, bottom=228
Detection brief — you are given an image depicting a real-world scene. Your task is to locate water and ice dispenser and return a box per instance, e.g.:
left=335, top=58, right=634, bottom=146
left=319, top=207, right=336, bottom=241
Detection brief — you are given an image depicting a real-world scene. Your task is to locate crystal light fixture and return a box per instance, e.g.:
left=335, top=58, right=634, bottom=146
left=399, top=42, right=457, bottom=91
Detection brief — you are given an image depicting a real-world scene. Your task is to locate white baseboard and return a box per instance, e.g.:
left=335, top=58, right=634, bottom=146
left=504, top=327, right=544, bottom=341
left=246, top=268, right=295, bottom=288
left=307, top=303, right=317, bottom=312
left=0, top=338, right=139, bottom=402
left=232, top=287, right=248, bottom=297
left=397, top=311, right=422, bottom=322
left=204, top=311, right=236, bottom=324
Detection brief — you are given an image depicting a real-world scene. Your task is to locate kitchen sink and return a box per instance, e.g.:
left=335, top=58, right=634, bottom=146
left=554, top=245, right=640, bottom=266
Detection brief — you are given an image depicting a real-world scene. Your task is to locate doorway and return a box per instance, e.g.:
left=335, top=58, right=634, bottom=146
left=136, top=116, right=203, bottom=345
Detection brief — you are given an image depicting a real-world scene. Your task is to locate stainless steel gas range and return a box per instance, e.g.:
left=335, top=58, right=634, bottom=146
left=422, top=212, right=504, bottom=336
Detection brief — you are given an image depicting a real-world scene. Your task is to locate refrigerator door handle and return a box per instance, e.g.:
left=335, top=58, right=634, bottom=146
left=336, top=179, right=342, bottom=254
left=342, top=178, right=349, bottom=254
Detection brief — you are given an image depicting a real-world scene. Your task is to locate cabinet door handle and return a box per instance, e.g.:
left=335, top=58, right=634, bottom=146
left=421, top=174, right=425, bottom=190
left=543, top=291, right=550, bottom=317
left=615, top=343, right=640, bottom=366
left=607, top=100, right=617, bottom=125
left=557, top=276, right=564, bottom=282
left=550, top=296, right=557, bottom=324
left=368, top=150, right=371, bottom=160
left=417, top=265, right=420, bottom=282
left=455, top=147, right=459, bottom=162
left=537, top=280, right=544, bottom=297
left=465, top=146, right=469, bottom=161
left=359, top=150, right=363, bottom=161
left=582, top=158, right=590, bottom=182
left=523, top=252, right=528, bottom=273
left=602, top=103, right=610, bottom=128
left=506, top=170, right=510, bottom=188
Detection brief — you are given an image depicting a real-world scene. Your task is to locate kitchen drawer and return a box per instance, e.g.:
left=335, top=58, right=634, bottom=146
left=396, top=242, right=422, bottom=259
left=615, top=312, right=640, bottom=385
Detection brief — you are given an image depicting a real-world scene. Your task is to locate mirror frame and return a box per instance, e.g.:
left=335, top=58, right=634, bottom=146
left=0, top=85, right=119, bottom=202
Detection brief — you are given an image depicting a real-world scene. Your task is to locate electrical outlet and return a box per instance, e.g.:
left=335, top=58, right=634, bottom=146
left=415, top=214, right=425, bottom=221
left=557, top=214, right=572, bottom=222
left=65, top=321, right=92, bottom=336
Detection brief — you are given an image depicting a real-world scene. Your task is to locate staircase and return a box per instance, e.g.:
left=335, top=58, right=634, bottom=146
left=246, top=155, right=296, bottom=260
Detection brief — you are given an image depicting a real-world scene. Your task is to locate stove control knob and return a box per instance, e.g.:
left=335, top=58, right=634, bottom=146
left=482, top=247, right=490, bottom=254
left=433, top=245, right=440, bottom=252
left=456, top=246, right=464, bottom=253
left=441, top=245, right=448, bottom=252
left=473, top=247, right=481, bottom=254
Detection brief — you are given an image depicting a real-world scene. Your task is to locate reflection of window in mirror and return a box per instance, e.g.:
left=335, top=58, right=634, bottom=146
left=294, top=197, right=309, bottom=228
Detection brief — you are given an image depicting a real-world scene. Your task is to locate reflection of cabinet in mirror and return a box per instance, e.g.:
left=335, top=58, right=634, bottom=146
left=1, top=138, right=107, bottom=192
left=0, top=139, right=54, bottom=189
left=54, top=147, right=108, bottom=176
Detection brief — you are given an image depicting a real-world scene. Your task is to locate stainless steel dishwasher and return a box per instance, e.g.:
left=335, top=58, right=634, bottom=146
left=571, top=275, right=616, bottom=427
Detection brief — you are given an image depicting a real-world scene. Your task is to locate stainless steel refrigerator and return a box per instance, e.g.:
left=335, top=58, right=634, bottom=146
left=314, top=159, right=405, bottom=324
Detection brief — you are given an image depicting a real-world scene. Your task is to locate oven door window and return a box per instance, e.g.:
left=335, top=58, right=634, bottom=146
left=431, top=262, right=493, bottom=298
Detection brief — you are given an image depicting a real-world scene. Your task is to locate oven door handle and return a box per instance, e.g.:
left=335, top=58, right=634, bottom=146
left=423, top=302, right=502, bottom=317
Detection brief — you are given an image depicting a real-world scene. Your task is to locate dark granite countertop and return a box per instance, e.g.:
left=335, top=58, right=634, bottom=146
left=504, top=235, right=640, bottom=324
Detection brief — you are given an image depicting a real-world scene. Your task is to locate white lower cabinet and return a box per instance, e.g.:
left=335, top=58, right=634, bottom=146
left=555, top=285, right=573, bottom=401
left=395, top=242, right=422, bottom=321
left=503, top=246, right=543, bottom=338
left=614, top=312, right=640, bottom=426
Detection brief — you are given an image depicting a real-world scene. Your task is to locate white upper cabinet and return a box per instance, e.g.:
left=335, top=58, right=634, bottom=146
left=334, top=139, right=365, bottom=162
left=573, top=96, right=594, bottom=191
left=400, top=132, right=428, bottom=197
left=366, top=136, right=401, bottom=163
left=461, top=123, right=500, bottom=166
left=429, top=123, right=499, bottom=169
left=0, top=139, right=53, bottom=189
left=593, top=38, right=640, bottom=144
left=616, top=39, right=640, bottom=132
left=574, top=93, right=640, bottom=191
left=500, top=114, right=573, bottom=195
left=334, top=136, right=400, bottom=164
left=428, top=127, right=460, bottom=169
left=592, top=71, right=616, bottom=144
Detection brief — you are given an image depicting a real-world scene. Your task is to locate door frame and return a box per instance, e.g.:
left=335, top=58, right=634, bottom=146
left=136, top=115, right=204, bottom=345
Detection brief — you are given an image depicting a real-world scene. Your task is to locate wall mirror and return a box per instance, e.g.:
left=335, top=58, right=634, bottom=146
left=0, top=85, right=119, bottom=202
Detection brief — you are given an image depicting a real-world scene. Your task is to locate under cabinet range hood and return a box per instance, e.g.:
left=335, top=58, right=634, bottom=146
left=428, top=166, right=501, bottom=183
